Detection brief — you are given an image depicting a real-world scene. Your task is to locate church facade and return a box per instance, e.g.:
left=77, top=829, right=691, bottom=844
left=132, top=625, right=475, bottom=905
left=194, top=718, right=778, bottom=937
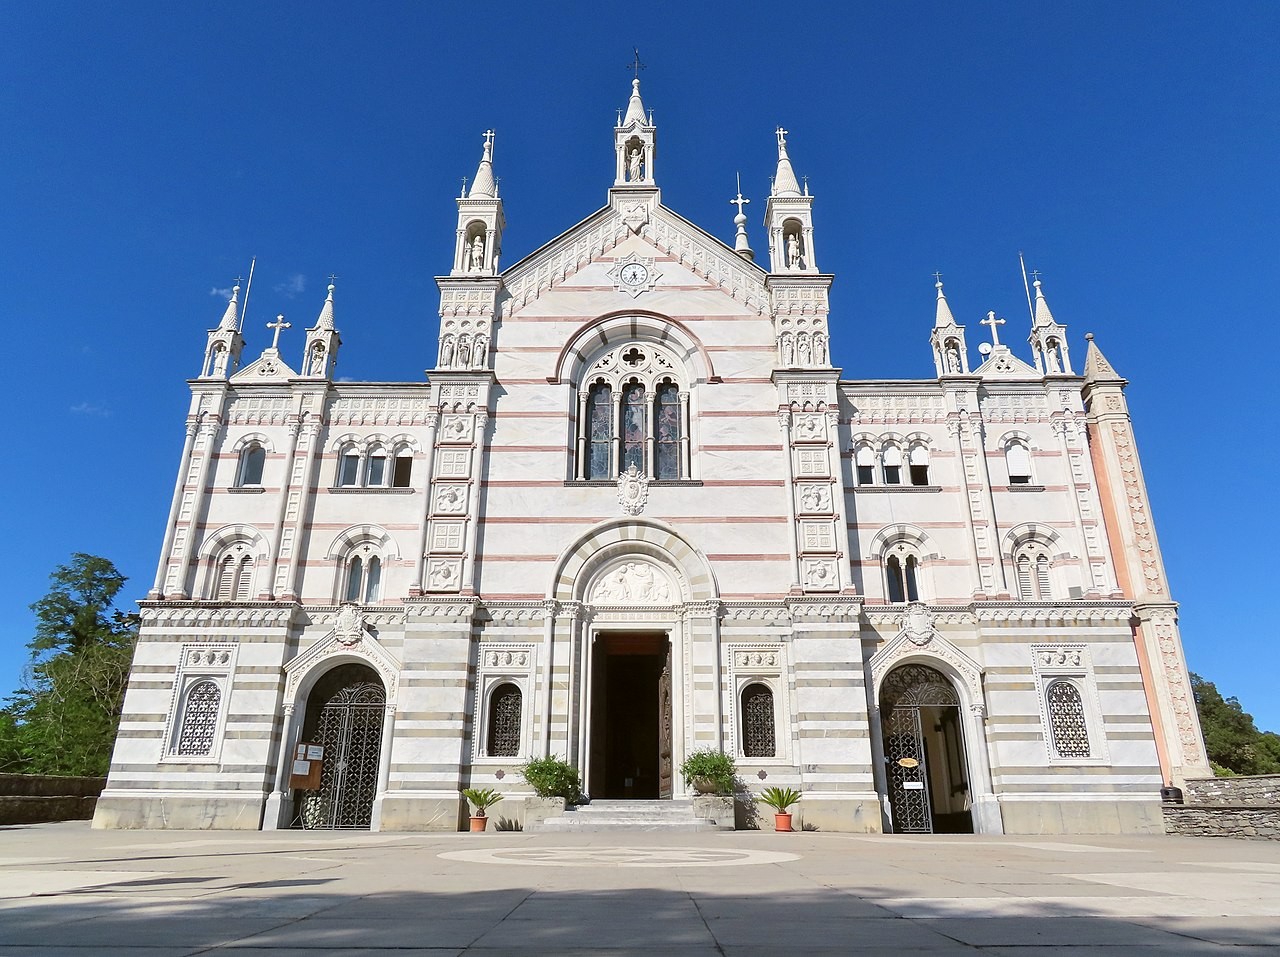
left=94, top=79, right=1209, bottom=834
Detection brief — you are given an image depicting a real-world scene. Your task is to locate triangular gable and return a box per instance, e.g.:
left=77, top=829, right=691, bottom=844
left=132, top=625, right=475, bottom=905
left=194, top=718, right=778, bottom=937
left=231, top=349, right=298, bottom=382
left=283, top=604, right=401, bottom=703
left=868, top=603, right=984, bottom=706
left=973, top=345, right=1039, bottom=380
left=499, top=198, right=769, bottom=318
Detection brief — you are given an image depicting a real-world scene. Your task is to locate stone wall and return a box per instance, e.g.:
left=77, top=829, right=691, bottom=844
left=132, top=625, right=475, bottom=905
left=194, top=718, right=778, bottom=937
left=0, top=774, right=105, bottom=825
left=1163, top=774, right=1280, bottom=841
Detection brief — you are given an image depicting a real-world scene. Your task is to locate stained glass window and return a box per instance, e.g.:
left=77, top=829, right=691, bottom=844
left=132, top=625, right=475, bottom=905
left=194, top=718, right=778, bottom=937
left=176, top=680, right=221, bottom=756
left=1046, top=679, right=1090, bottom=758
left=587, top=384, right=612, bottom=480
left=655, top=382, right=681, bottom=479
left=487, top=684, right=522, bottom=757
left=622, top=381, right=646, bottom=473
left=742, top=684, right=776, bottom=757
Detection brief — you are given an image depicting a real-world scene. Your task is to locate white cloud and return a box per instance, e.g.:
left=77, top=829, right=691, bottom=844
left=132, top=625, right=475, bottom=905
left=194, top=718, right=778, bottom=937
left=70, top=402, right=111, bottom=417
left=209, top=285, right=233, bottom=298
left=273, top=273, right=306, bottom=298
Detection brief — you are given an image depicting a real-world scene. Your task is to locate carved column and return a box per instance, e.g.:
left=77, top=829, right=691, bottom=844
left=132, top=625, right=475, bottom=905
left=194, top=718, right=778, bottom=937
left=575, top=391, right=589, bottom=480
left=168, top=416, right=221, bottom=599
left=777, top=411, right=802, bottom=591
left=410, top=410, right=441, bottom=595
left=644, top=391, right=656, bottom=479
left=151, top=417, right=199, bottom=598
left=540, top=599, right=559, bottom=756
left=263, top=416, right=302, bottom=599
left=263, top=703, right=298, bottom=830
left=460, top=411, right=489, bottom=593
left=610, top=391, right=622, bottom=477
left=678, top=391, right=691, bottom=479
left=281, top=418, right=324, bottom=601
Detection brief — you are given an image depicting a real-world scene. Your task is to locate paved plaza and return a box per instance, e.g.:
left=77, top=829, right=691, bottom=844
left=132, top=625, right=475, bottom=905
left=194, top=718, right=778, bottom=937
left=0, top=822, right=1277, bottom=955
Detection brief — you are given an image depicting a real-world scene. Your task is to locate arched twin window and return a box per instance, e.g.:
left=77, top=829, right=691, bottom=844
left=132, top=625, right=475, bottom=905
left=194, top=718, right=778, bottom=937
left=344, top=554, right=383, bottom=603
left=236, top=444, right=266, bottom=487
left=576, top=344, right=689, bottom=481
left=175, top=679, right=221, bottom=756
left=1015, top=543, right=1053, bottom=600
left=486, top=683, right=522, bottom=757
left=855, top=440, right=931, bottom=487
left=741, top=683, right=776, bottom=758
left=1045, top=678, right=1091, bottom=758
left=885, top=552, right=921, bottom=602
left=216, top=553, right=254, bottom=601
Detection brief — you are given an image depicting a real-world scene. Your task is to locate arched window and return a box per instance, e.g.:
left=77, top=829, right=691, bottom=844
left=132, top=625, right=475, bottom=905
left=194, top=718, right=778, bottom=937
left=654, top=381, right=681, bottom=480
left=344, top=554, right=382, bottom=603
left=621, top=380, right=646, bottom=473
left=1006, top=442, right=1032, bottom=485
left=909, top=445, right=930, bottom=486
left=216, top=553, right=254, bottom=601
left=338, top=447, right=361, bottom=487
left=1046, top=679, right=1091, bottom=758
left=855, top=446, right=876, bottom=485
left=586, top=383, right=613, bottom=480
left=392, top=448, right=413, bottom=488
left=1015, top=543, right=1053, bottom=600
left=882, top=445, right=903, bottom=485
left=741, top=683, right=776, bottom=758
left=486, top=683, right=522, bottom=757
left=237, top=444, right=266, bottom=486
left=885, top=551, right=920, bottom=603
left=365, top=446, right=387, bottom=487
left=175, top=679, right=221, bottom=756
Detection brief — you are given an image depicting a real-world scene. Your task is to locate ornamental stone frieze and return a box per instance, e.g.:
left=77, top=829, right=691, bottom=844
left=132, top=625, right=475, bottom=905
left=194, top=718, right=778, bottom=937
left=723, top=604, right=792, bottom=624
left=403, top=597, right=480, bottom=620
left=785, top=598, right=861, bottom=621
left=477, top=603, right=548, bottom=624
left=139, top=604, right=298, bottom=628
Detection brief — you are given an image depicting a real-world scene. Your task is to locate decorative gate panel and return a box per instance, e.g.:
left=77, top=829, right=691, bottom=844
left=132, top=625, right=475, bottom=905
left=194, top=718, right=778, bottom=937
left=880, top=664, right=960, bottom=835
left=301, top=681, right=385, bottom=829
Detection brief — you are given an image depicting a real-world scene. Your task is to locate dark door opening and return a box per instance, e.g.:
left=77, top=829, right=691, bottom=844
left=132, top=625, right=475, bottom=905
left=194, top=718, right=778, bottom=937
left=589, top=633, right=671, bottom=799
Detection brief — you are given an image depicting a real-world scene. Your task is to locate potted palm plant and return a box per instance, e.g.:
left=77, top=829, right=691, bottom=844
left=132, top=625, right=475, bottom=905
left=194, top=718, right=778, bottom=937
left=756, top=786, right=801, bottom=832
left=462, top=787, right=503, bottom=832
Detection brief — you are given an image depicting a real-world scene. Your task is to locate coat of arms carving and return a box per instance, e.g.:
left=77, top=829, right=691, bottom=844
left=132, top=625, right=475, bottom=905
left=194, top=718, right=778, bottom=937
left=617, top=464, right=649, bottom=516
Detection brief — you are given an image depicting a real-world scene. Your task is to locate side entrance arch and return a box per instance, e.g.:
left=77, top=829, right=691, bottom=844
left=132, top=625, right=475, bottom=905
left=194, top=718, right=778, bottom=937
left=294, top=662, right=386, bottom=829
left=880, top=663, right=974, bottom=834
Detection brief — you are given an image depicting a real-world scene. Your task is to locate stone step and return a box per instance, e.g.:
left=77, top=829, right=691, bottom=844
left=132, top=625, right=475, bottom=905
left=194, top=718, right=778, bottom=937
left=526, top=799, right=723, bottom=833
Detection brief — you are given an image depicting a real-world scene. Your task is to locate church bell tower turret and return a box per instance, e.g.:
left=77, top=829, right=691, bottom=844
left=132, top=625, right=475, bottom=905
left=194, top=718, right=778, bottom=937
left=764, top=128, right=817, bottom=273
left=200, top=284, right=245, bottom=379
left=451, top=131, right=505, bottom=277
left=614, top=77, right=657, bottom=187
left=1028, top=277, right=1073, bottom=375
left=301, top=281, right=342, bottom=378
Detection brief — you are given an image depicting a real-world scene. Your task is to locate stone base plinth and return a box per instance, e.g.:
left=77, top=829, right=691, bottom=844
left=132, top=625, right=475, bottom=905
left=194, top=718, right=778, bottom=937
left=999, top=798, right=1162, bottom=835
left=371, top=794, right=467, bottom=831
left=691, top=795, right=734, bottom=830
left=91, top=792, right=265, bottom=830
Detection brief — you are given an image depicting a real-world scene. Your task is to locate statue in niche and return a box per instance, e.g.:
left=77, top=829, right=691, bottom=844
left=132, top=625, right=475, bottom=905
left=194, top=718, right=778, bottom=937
left=780, top=334, right=794, bottom=365
left=210, top=344, right=228, bottom=377
left=439, top=334, right=455, bottom=367
left=814, top=333, right=827, bottom=365
left=787, top=232, right=803, bottom=270
left=1045, top=340, right=1062, bottom=373
left=457, top=335, right=472, bottom=367
left=628, top=146, right=644, bottom=182
left=797, top=333, right=812, bottom=366
left=308, top=343, right=327, bottom=376
left=471, top=334, right=487, bottom=368
left=945, top=343, right=961, bottom=373
left=468, top=234, right=485, bottom=271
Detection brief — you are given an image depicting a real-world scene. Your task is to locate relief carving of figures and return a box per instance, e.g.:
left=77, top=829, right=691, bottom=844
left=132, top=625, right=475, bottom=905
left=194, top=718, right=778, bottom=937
left=802, top=559, right=837, bottom=590
left=427, top=559, right=460, bottom=591
left=780, top=333, right=795, bottom=365
left=435, top=484, right=467, bottom=513
left=795, top=414, right=823, bottom=441
left=617, top=463, right=649, bottom=516
left=471, top=334, right=488, bottom=369
left=439, top=334, right=455, bottom=367
left=591, top=561, right=671, bottom=604
left=813, top=332, right=827, bottom=365
left=456, top=335, right=472, bottom=367
left=798, top=484, right=830, bottom=513
left=797, top=333, right=812, bottom=366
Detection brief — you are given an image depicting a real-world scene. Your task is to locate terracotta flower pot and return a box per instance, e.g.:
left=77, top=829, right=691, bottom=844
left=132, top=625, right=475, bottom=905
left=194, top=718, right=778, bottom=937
left=469, top=815, right=488, bottom=833
left=774, top=812, right=793, bottom=832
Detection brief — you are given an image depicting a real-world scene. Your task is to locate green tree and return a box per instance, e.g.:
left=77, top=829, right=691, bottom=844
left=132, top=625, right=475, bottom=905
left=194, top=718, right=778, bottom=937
left=0, top=554, right=139, bottom=776
left=1190, top=672, right=1280, bottom=777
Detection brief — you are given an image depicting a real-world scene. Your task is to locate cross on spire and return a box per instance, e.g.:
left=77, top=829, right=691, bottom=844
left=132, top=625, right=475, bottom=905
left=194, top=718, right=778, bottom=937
left=776, top=126, right=789, bottom=149
left=328, top=274, right=339, bottom=285
left=629, top=48, right=646, bottom=79
left=267, top=314, right=291, bottom=350
left=980, top=310, right=1006, bottom=347
left=730, top=172, right=750, bottom=216
left=233, top=275, right=244, bottom=287
left=932, top=271, right=943, bottom=284
left=1030, top=268, right=1042, bottom=283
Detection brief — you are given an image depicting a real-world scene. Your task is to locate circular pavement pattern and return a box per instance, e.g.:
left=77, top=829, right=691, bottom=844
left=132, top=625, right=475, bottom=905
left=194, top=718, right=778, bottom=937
left=438, top=846, right=801, bottom=868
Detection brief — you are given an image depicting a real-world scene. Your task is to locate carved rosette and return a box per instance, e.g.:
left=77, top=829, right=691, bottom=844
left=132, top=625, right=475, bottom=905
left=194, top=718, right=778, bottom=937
left=617, top=464, right=649, bottom=516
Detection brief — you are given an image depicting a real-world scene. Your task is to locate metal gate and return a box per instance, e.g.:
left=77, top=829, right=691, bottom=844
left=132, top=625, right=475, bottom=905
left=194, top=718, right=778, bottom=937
left=658, top=647, right=673, bottom=799
left=300, top=680, right=385, bottom=829
left=880, top=663, right=959, bottom=834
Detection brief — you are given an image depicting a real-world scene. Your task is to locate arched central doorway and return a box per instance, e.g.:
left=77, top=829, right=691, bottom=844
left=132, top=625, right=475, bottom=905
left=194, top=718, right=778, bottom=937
left=880, top=663, right=973, bottom=834
left=295, top=663, right=385, bottom=830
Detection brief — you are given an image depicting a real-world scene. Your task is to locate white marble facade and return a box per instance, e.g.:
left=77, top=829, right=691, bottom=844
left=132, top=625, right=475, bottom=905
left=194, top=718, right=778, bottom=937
left=94, top=79, right=1210, bottom=835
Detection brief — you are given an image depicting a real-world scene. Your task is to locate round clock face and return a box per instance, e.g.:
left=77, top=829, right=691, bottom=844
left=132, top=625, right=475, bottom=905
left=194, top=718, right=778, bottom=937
left=619, top=262, right=649, bottom=286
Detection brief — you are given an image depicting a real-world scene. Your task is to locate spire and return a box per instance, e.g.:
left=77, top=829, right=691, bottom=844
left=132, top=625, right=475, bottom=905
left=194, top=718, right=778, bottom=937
left=1082, top=333, right=1123, bottom=382
left=1032, top=277, right=1055, bottom=327
left=771, top=127, right=802, bottom=197
left=217, top=285, right=240, bottom=331
left=934, top=278, right=956, bottom=328
left=468, top=130, right=496, bottom=198
left=623, top=77, right=647, bottom=128
left=730, top=173, right=753, bottom=260
left=312, top=281, right=335, bottom=331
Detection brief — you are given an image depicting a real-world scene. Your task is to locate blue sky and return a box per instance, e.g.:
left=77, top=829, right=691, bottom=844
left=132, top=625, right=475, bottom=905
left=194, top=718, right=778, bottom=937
left=4, top=3, right=1278, bottom=731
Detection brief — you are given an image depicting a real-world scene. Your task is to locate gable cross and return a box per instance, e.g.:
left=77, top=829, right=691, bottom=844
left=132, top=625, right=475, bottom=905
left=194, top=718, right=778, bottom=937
left=932, top=271, right=943, bottom=284
left=980, top=311, right=1005, bottom=347
left=267, top=314, right=291, bottom=350
left=730, top=172, right=750, bottom=216
left=629, top=48, right=646, bottom=79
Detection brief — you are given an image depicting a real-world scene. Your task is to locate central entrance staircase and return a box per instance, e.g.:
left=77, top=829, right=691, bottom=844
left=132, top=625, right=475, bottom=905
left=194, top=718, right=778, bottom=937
left=526, top=799, right=729, bottom=833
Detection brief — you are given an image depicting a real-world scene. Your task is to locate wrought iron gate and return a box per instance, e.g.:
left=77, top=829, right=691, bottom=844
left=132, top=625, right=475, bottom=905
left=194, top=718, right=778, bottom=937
left=880, top=663, right=960, bottom=835
left=300, top=680, right=385, bottom=829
